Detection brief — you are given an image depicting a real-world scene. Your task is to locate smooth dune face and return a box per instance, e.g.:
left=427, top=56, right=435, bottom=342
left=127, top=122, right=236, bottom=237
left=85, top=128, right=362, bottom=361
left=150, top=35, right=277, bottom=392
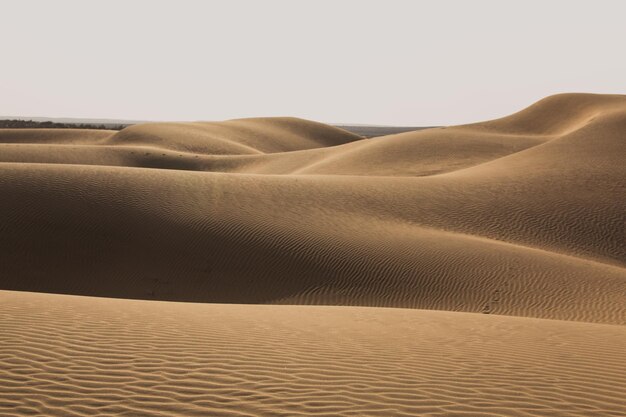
left=1, top=93, right=625, bottom=415
left=1, top=290, right=625, bottom=417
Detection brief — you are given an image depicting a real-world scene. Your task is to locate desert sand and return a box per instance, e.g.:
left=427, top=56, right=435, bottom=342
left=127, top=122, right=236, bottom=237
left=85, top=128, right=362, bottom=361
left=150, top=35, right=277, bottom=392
left=1, top=93, right=625, bottom=416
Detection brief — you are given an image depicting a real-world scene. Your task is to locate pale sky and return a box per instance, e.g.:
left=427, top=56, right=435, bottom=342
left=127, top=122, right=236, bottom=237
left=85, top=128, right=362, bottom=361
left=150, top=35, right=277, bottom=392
left=1, top=0, right=624, bottom=126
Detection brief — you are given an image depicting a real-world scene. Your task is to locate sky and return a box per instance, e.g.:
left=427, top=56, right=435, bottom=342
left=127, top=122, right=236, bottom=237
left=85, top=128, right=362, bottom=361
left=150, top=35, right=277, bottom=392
left=1, top=0, right=624, bottom=126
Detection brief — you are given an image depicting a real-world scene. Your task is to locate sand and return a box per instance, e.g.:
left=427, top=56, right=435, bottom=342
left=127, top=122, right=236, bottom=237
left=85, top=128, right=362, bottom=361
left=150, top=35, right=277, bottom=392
left=0, top=93, right=625, bottom=415
left=1, top=290, right=625, bottom=417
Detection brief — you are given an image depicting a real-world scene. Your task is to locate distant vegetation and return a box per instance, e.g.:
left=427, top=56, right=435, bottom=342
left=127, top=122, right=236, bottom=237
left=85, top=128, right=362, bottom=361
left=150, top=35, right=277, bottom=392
left=0, top=119, right=126, bottom=130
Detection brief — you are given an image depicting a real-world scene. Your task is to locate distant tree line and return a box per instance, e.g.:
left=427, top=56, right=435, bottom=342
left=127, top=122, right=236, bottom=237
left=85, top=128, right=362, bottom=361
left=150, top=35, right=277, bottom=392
left=0, top=119, right=127, bottom=130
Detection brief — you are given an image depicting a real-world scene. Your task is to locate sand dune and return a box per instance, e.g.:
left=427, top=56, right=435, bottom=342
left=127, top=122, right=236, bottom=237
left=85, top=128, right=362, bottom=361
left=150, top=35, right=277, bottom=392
left=106, top=117, right=363, bottom=154
left=0, top=93, right=625, bottom=324
left=1, top=93, right=625, bottom=416
left=1, top=290, right=625, bottom=417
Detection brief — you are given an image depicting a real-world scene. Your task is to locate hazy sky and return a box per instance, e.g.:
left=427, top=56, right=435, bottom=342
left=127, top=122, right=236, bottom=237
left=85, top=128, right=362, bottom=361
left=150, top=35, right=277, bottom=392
left=1, top=0, right=624, bottom=125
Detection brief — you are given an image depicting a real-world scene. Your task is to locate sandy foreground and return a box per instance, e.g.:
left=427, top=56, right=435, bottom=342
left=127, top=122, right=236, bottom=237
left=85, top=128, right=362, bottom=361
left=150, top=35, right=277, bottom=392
left=0, top=93, right=625, bottom=415
left=1, top=290, right=625, bottom=417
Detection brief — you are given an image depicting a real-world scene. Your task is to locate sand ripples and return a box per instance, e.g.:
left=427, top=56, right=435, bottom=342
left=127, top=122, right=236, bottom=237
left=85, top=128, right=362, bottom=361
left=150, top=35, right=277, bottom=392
left=1, top=291, right=625, bottom=417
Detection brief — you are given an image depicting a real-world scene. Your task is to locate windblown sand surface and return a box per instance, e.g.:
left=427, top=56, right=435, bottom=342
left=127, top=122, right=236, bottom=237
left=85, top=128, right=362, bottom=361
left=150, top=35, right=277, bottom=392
left=1, top=290, right=625, bottom=417
left=1, top=93, right=625, bottom=415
